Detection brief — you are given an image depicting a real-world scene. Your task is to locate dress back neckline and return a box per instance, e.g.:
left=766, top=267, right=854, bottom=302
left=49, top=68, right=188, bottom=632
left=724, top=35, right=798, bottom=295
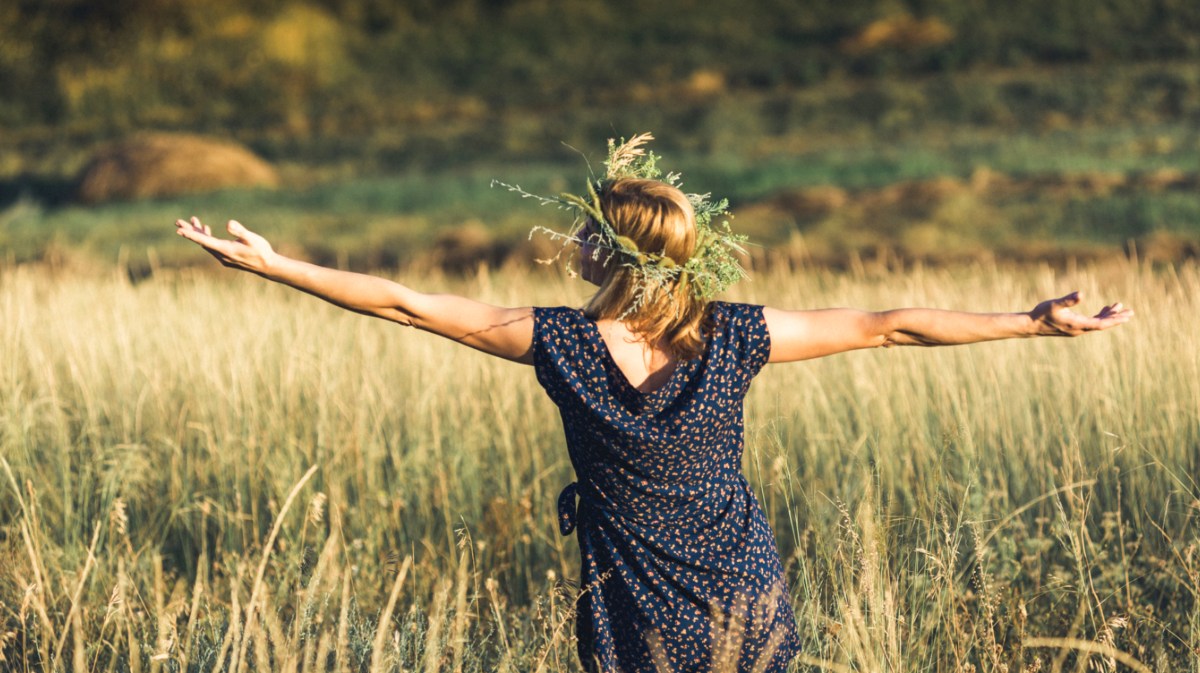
left=580, top=317, right=686, bottom=398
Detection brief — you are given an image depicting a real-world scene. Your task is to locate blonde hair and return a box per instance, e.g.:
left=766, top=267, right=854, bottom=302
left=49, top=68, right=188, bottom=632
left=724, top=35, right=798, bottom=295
left=583, top=178, right=710, bottom=359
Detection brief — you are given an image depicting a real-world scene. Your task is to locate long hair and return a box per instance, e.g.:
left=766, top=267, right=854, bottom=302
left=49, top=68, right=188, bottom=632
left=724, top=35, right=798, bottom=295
left=583, top=178, right=710, bottom=359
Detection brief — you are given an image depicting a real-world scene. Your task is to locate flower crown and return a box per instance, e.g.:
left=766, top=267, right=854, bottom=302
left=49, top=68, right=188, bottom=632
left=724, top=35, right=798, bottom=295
left=493, top=133, right=749, bottom=304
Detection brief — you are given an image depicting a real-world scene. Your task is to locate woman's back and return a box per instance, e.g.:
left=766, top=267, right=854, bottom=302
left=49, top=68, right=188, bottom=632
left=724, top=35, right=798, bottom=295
left=533, top=301, right=801, bottom=673
left=590, top=317, right=679, bottom=394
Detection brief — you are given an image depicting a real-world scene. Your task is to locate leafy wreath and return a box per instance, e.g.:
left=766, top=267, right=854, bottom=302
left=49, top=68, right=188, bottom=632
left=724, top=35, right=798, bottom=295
left=493, top=133, right=749, bottom=306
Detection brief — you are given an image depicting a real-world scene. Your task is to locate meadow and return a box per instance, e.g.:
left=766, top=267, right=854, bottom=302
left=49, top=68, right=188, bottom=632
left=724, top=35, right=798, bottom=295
left=1, top=257, right=1196, bottom=671
left=4, top=1, right=1199, bottom=669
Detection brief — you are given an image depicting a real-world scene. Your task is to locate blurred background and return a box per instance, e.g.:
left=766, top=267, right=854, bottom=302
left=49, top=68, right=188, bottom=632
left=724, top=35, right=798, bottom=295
left=2, top=0, right=1199, bottom=274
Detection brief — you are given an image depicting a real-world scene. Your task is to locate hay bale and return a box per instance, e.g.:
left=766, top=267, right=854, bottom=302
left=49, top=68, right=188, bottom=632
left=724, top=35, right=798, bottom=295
left=771, top=186, right=848, bottom=220
left=1030, top=172, right=1127, bottom=199
left=1135, top=167, right=1191, bottom=192
left=431, top=221, right=507, bottom=272
left=1076, top=172, right=1127, bottom=196
left=75, top=133, right=279, bottom=203
left=841, top=15, right=954, bottom=55
left=1138, top=230, right=1198, bottom=262
left=873, top=176, right=965, bottom=211
left=969, top=166, right=1014, bottom=196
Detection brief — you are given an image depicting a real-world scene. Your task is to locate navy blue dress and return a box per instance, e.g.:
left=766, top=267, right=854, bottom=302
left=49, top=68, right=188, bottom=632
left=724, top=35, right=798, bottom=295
left=532, top=301, right=801, bottom=673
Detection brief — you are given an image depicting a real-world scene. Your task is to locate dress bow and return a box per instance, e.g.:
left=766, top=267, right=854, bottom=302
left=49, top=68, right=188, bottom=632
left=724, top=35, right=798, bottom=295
left=557, top=482, right=579, bottom=536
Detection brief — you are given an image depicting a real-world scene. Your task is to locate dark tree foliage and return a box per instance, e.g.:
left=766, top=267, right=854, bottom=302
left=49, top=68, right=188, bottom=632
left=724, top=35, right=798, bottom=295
left=2, top=0, right=1198, bottom=135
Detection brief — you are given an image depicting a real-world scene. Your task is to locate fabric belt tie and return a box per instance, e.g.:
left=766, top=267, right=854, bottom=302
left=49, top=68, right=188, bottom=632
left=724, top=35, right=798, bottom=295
left=557, top=482, right=579, bottom=536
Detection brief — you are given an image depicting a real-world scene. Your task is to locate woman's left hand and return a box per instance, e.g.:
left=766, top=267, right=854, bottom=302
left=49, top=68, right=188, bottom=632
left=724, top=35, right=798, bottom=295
left=1028, top=291, right=1133, bottom=336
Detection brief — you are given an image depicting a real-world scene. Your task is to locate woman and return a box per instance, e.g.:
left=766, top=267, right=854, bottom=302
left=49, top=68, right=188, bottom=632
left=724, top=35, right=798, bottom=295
left=175, top=156, right=1131, bottom=673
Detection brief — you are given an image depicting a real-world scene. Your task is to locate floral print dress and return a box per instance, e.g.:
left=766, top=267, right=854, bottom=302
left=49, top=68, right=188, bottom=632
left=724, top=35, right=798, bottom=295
left=532, top=301, right=800, bottom=673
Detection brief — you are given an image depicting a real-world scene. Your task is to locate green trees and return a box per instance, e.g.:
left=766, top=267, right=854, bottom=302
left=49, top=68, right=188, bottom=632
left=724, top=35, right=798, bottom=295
left=4, top=0, right=1199, bottom=140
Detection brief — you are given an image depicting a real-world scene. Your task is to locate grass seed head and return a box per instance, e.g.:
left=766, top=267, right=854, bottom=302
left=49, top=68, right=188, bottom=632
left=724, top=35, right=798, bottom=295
left=110, top=497, right=129, bottom=536
left=308, top=492, right=327, bottom=525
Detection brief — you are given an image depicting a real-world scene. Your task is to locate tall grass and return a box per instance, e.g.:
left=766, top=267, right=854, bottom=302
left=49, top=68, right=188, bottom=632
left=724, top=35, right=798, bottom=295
left=1, top=260, right=1197, bottom=670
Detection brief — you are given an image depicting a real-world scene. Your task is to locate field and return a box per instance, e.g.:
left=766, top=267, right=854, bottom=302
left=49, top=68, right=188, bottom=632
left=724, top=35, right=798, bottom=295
left=5, top=1, right=1199, bottom=669
left=1, top=259, right=1197, bottom=671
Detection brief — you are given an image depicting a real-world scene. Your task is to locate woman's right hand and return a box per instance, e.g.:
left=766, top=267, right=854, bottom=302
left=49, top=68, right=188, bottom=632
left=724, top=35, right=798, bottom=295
left=175, top=216, right=277, bottom=275
left=175, top=214, right=535, bottom=362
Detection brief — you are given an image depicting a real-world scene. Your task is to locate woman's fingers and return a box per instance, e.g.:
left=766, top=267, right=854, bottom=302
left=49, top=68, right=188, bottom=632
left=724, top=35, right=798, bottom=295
left=176, top=216, right=237, bottom=247
left=1034, top=291, right=1132, bottom=335
left=227, top=219, right=248, bottom=240
left=176, top=217, right=212, bottom=240
left=175, top=215, right=274, bottom=273
left=176, top=216, right=236, bottom=264
left=175, top=219, right=206, bottom=244
left=1055, top=291, right=1082, bottom=308
left=1089, top=303, right=1134, bottom=329
left=1103, top=306, right=1134, bottom=324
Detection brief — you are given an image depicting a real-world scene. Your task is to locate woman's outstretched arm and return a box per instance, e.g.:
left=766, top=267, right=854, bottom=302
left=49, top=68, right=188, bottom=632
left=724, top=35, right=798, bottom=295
left=763, top=292, right=1133, bottom=363
left=176, top=217, right=534, bottom=363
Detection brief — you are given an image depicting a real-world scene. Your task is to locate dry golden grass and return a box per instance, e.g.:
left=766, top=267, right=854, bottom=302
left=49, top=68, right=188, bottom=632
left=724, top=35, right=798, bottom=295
left=0, top=260, right=1197, bottom=671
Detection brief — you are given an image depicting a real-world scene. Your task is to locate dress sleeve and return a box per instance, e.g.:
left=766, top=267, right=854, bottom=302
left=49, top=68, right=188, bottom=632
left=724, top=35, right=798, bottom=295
left=531, top=306, right=576, bottom=407
left=712, top=301, right=772, bottom=388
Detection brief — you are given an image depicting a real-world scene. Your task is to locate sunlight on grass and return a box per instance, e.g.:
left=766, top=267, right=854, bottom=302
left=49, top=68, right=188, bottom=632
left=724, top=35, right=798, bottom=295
left=1, top=260, right=1196, bottom=670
